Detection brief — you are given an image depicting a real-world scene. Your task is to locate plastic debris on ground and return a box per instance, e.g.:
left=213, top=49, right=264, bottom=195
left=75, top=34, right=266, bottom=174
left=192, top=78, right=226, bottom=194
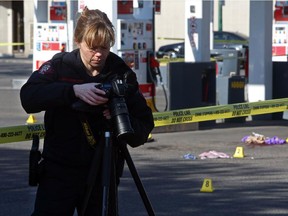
left=241, top=132, right=286, bottom=146
left=198, top=150, right=230, bottom=159
left=183, top=153, right=197, bottom=160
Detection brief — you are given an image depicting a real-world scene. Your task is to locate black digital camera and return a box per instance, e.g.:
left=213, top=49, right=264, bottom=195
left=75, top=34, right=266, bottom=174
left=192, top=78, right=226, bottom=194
left=95, top=79, right=126, bottom=99
left=73, top=79, right=134, bottom=141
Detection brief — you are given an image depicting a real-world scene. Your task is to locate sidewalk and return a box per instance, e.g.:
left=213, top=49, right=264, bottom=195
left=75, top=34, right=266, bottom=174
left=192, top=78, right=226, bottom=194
left=0, top=54, right=32, bottom=63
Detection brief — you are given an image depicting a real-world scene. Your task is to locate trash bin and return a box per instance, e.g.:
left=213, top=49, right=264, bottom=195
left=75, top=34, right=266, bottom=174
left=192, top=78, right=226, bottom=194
left=168, top=62, right=216, bottom=127
left=272, top=62, right=288, bottom=120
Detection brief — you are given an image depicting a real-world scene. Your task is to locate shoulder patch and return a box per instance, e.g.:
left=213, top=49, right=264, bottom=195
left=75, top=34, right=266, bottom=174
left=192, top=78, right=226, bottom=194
left=38, top=62, right=54, bottom=75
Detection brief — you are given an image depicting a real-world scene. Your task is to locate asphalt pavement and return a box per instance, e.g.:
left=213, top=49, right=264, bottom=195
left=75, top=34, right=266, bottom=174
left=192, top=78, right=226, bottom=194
left=1, top=57, right=288, bottom=216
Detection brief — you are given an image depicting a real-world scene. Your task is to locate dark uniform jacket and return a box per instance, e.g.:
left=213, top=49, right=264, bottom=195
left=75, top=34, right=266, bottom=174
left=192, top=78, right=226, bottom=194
left=20, top=49, right=154, bottom=168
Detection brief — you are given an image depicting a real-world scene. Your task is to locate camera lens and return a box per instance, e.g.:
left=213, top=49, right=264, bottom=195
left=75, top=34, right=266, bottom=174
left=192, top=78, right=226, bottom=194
left=109, top=98, right=134, bottom=140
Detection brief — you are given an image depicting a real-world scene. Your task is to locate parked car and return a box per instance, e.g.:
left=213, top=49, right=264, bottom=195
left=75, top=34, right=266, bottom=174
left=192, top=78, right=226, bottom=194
left=156, top=42, right=185, bottom=59
left=156, top=31, right=249, bottom=59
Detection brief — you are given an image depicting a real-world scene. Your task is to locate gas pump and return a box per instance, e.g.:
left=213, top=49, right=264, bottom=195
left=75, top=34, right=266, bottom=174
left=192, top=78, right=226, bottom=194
left=32, top=0, right=74, bottom=71
left=115, top=3, right=158, bottom=113
left=33, top=22, right=68, bottom=70
left=273, top=0, right=288, bottom=61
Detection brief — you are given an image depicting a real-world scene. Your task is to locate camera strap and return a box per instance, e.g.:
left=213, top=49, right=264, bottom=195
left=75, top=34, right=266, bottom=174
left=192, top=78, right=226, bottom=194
left=78, top=113, right=97, bottom=148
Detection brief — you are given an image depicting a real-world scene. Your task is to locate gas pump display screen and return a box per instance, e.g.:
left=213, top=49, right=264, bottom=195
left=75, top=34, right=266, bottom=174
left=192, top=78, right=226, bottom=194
left=276, top=27, right=285, bottom=31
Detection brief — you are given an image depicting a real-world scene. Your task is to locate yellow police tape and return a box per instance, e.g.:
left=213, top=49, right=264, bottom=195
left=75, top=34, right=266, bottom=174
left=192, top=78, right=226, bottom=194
left=0, top=124, right=45, bottom=144
left=153, top=98, right=288, bottom=127
left=1, top=98, right=288, bottom=144
left=0, top=42, right=25, bottom=46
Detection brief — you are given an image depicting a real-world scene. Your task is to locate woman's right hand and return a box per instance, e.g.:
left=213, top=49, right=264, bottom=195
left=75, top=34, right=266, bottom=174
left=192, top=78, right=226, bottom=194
left=73, top=83, right=109, bottom=106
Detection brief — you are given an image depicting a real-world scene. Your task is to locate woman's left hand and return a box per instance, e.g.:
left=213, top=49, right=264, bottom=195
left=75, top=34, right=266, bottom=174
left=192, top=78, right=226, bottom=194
left=103, top=108, right=111, bottom=120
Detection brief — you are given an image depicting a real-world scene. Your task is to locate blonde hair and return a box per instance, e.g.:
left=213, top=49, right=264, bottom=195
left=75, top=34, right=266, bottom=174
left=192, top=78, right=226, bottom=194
left=74, top=7, right=115, bottom=48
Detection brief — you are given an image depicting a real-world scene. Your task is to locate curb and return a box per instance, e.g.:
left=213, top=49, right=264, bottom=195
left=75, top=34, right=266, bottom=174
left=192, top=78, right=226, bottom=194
left=0, top=58, right=32, bottom=64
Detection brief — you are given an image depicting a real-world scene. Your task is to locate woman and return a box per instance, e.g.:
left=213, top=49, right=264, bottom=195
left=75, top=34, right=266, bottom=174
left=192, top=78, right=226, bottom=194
left=20, top=7, right=154, bottom=216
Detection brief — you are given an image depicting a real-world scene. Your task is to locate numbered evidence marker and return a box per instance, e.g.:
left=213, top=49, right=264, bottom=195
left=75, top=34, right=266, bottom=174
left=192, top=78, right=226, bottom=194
left=233, top=146, right=245, bottom=158
left=200, top=178, right=214, bottom=192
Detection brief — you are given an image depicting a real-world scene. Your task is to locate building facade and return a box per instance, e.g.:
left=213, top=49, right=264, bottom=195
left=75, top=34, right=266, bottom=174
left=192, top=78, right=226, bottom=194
left=0, top=0, right=34, bottom=57
left=0, top=0, right=274, bottom=57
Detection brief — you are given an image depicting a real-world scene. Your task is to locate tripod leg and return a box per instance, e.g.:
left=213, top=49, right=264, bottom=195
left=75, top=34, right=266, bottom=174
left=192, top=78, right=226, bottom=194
left=119, top=142, right=156, bottom=216
left=107, top=147, right=119, bottom=216
left=80, top=131, right=119, bottom=216
left=101, top=132, right=112, bottom=216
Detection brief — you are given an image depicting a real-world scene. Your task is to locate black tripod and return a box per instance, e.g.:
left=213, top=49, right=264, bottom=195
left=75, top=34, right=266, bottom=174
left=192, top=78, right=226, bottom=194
left=80, top=131, right=155, bottom=216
